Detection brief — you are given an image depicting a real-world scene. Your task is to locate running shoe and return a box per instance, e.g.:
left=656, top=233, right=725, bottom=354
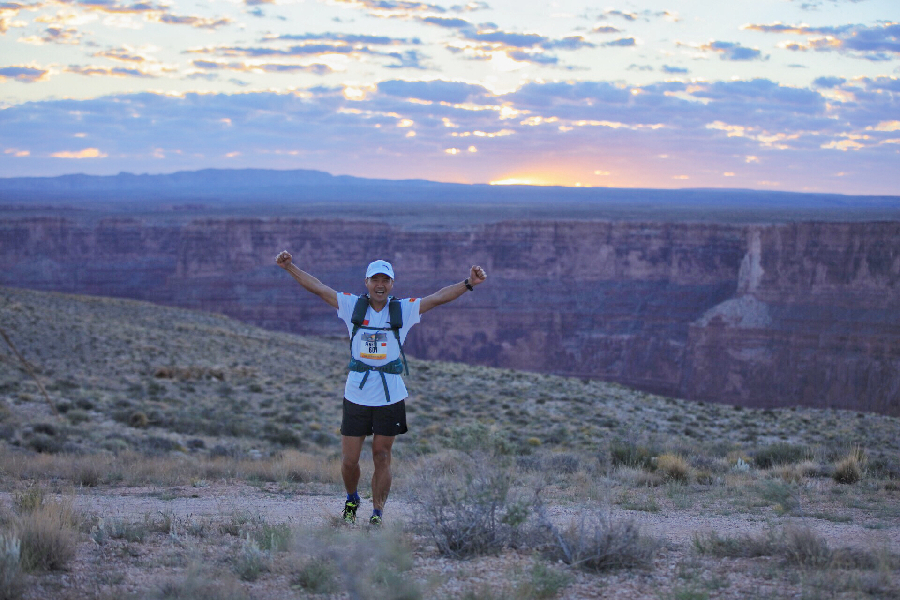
left=369, top=514, right=382, bottom=526
left=342, top=500, right=359, bottom=524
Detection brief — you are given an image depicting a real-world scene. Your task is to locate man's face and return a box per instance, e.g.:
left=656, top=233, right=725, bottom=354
left=365, top=273, right=393, bottom=304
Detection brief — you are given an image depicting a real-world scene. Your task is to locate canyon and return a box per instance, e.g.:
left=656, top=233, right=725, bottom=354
left=2, top=204, right=898, bottom=416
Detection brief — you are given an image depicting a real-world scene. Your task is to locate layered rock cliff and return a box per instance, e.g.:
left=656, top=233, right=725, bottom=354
left=1, top=216, right=897, bottom=415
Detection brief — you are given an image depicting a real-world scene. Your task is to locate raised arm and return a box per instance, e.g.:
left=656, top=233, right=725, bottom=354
left=419, top=265, right=487, bottom=315
left=275, top=250, right=339, bottom=309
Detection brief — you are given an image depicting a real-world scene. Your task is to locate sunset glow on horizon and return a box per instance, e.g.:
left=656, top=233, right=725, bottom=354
left=0, top=1, right=898, bottom=195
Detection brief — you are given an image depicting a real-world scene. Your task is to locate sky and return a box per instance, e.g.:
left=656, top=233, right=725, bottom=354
left=0, top=0, right=898, bottom=195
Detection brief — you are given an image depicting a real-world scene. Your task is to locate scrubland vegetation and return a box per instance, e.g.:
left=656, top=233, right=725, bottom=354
left=1, top=286, right=898, bottom=599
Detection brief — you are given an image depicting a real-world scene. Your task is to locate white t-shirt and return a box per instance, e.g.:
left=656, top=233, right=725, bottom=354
left=337, top=292, right=421, bottom=406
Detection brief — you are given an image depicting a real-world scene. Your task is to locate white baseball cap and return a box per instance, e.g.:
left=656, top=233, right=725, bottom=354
left=365, top=260, right=394, bottom=279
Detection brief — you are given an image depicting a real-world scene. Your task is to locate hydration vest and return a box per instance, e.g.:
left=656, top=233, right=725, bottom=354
left=348, top=294, right=409, bottom=402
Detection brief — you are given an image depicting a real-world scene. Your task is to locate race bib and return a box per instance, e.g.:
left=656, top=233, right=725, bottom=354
left=360, top=331, right=388, bottom=360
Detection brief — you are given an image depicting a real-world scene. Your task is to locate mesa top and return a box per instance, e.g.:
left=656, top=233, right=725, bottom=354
left=337, top=292, right=422, bottom=406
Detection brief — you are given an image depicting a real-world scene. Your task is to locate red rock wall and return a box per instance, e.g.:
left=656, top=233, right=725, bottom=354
left=2, top=216, right=897, bottom=415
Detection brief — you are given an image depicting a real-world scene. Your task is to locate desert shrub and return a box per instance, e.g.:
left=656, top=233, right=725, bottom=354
left=656, top=454, right=691, bottom=483
left=782, top=525, right=831, bottom=567
left=149, top=565, right=249, bottom=600
left=540, top=510, right=660, bottom=572
left=13, top=487, right=44, bottom=513
left=290, top=527, right=420, bottom=600
left=520, top=560, right=573, bottom=599
left=516, top=456, right=543, bottom=472
left=15, top=499, right=77, bottom=571
left=261, top=424, right=301, bottom=447
left=0, top=533, right=23, bottom=600
left=251, top=522, right=292, bottom=552
left=694, top=524, right=833, bottom=567
left=833, top=447, right=866, bottom=485
left=609, top=437, right=660, bottom=470
left=129, top=411, right=150, bottom=428
left=71, top=458, right=104, bottom=487
left=447, top=423, right=514, bottom=456
left=410, top=453, right=535, bottom=558
left=291, top=557, right=340, bottom=594
left=234, top=538, right=268, bottom=582
left=753, top=442, right=811, bottom=469
left=546, top=453, right=580, bottom=475
left=692, top=529, right=781, bottom=559
left=755, top=479, right=800, bottom=514
left=105, top=517, right=150, bottom=543
left=24, top=433, right=64, bottom=454
left=66, top=409, right=91, bottom=425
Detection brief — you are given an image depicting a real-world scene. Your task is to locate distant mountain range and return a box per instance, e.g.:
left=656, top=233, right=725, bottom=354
left=1, top=168, right=898, bottom=216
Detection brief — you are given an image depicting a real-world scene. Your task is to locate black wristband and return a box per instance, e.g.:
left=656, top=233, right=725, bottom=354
left=464, top=278, right=474, bottom=292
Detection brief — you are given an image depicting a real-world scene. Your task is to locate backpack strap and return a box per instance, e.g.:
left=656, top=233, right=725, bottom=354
left=387, top=298, right=409, bottom=376
left=349, top=294, right=370, bottom=349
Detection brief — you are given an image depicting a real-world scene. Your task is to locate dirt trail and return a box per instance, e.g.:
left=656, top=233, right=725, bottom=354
left=52, top=482, right=898, bottom=554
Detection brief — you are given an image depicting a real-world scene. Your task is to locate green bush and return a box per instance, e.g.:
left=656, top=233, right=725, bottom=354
left=609, top=437, right=660, bottom=470
left=752, top=443, right=810, bottom=469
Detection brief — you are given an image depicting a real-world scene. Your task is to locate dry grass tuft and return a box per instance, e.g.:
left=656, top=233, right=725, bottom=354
left=833, top=446, right=866, bottom=485
left=14, top=498, right=78, bottom=572
left=655, top=453, right=691, bottom=483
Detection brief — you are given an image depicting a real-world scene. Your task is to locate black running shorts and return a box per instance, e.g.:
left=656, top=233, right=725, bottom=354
left=341, top=398, right=408, bottom=437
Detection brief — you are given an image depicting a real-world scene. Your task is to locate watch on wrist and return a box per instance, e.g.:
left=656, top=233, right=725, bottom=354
left=464, top=278, right=474, bottom=291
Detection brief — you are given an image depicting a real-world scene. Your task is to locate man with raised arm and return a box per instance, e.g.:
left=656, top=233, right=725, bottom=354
left=275, top=251, right=487, bottom=526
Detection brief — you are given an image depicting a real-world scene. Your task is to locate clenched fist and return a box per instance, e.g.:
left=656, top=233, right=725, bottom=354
left=276, top=250, right=292, bottom=269
left=469, top=265, right=487, bottom=286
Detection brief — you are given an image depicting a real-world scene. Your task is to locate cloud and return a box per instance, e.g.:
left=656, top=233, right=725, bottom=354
left=330, top=0, right=446, bottom=17
left=189, top=33, right=425, bottom=69
left=420, top=15, right=470, bottom=29
left=191, top=60, right=333, bottom=75
left=592, top=24, right=621, bottom=34
left=48, top=1, right=234, bottom=31
left=65, top=64, right=159, bottom=77
left=2, top=76, right=898, bottom=193
left=377, top=79, right=490, bottom=103
left=18, top=25, right=84, bottom=45
left=604, top=37, right=635, bottom=47
left=602, top=8, right=678, bottom=23
left=435, top=22, right=596, bottom=66
left=150, top=13, right=232, bottom=29
left=50, top=147, right=107, bottom=158
left=1, top=3, right=28, bottom=34
left=812, top=75, right=846, bottom=88
left=604, top=9, right=637, bottom=22
left=268, top=32, right=420, bottom=46
left=68, top=1, right=158, bottom=15
left=746, top=22, right=900, bottom=60
left=699, top=41, right=766, bottom=61
left=94, top=46, right=151, bottom=62
left=0, top=65, right=49, bottom=82
left=661, top=65, right=688, bottom=74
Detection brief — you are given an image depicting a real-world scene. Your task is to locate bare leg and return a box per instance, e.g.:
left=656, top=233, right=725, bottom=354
left=341, top=435, right=365, bottom=495
left=371, top=434, right=395, bottom=511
